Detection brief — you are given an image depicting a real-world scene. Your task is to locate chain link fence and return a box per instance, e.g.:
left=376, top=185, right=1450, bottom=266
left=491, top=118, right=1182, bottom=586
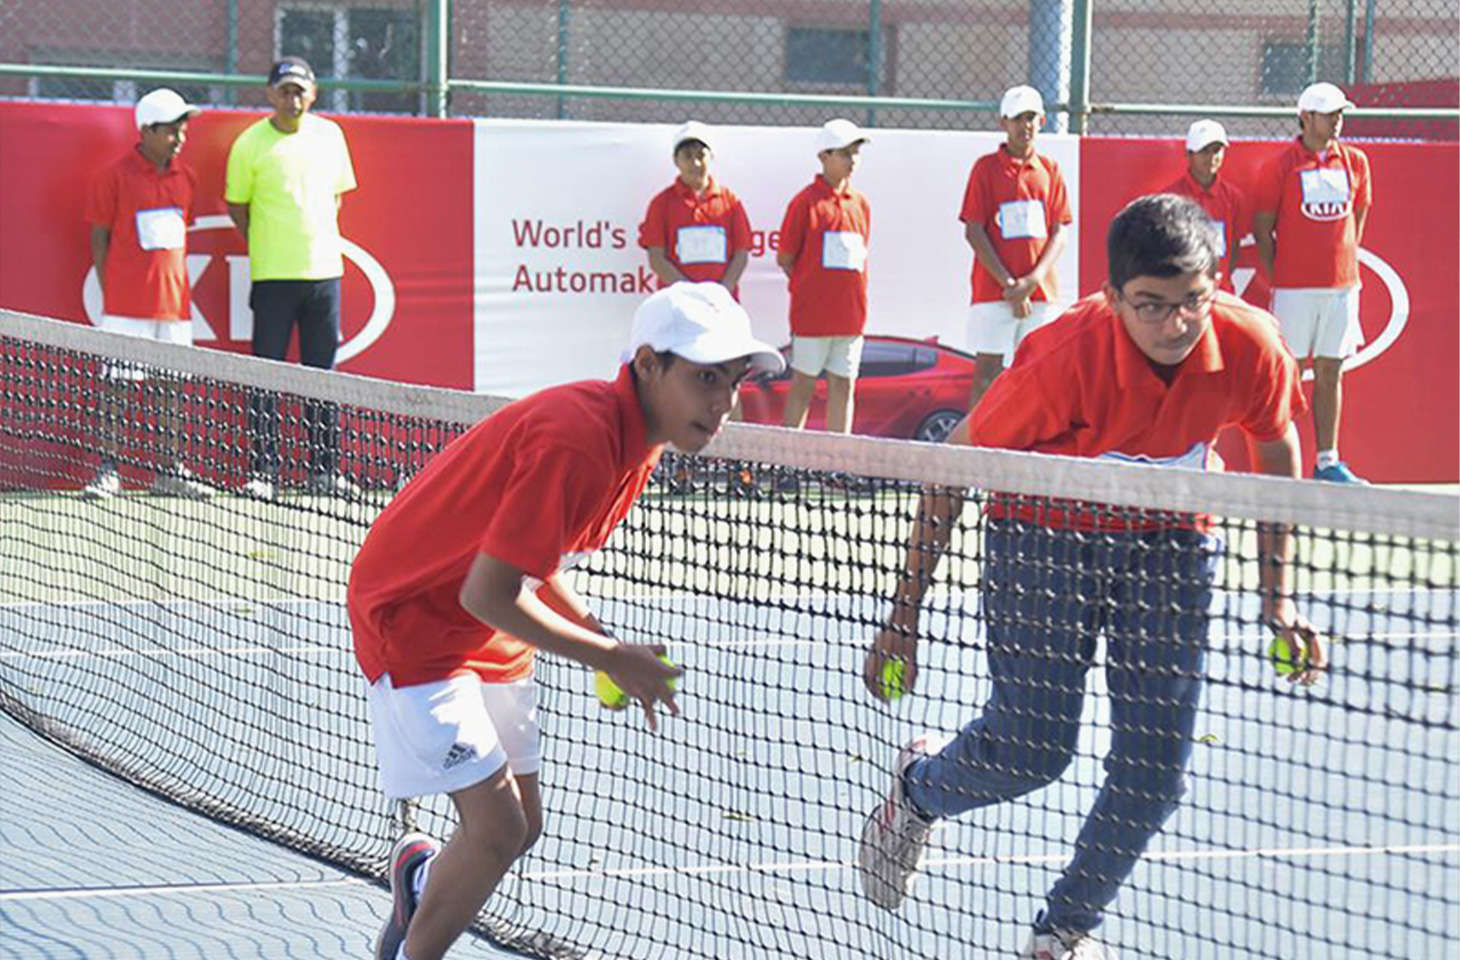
left=1, top=1, right=1455, bottom=137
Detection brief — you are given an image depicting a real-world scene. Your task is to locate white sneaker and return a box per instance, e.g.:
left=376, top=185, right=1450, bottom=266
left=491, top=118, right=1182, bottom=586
left=240, top=477, right=277, bottom=501
left=150, top=466, right=215, bottom=500
left=858, top=732, right=950, bottom=910
left=308, top=472, right=360, bottom=498
left=1021, top=927, right=1118, bottom=960
left=81, top=466, right=121, bottom=500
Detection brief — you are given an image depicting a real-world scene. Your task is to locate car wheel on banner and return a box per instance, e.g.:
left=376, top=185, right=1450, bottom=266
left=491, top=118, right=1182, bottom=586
left=916, top=409, right=963, bottom=444
left=81, top=214, right=395, bottom=365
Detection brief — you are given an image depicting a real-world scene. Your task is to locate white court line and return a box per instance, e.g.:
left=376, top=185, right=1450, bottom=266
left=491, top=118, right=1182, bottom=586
left=0, top=876, right=369, bottom=903
left=521, top=841, right=1460, bottom=884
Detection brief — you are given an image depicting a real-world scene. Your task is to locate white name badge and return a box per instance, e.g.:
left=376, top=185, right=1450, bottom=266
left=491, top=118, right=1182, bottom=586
left=821, top=230, right=867, bottom=271
left=135, top=207, right=186, bottom=251
left=1299, top=168, right=1350, bottom=206
left=676, top=225, right=727, bottom=264
left=1213, top=219, right=1227, bottom=250
left=1100, top=441, right=1210, bottom=472
left=997, top=199, right=1048, bottom=240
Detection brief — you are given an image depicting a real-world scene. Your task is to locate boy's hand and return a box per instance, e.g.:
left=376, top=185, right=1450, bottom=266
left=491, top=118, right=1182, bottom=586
left=603, top=644, right=682, bottom=730
left=864, top=623, right=919, bottom=702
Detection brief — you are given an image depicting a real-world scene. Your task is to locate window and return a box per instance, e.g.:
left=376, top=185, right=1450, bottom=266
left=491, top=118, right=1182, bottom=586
left=28, top=49, right=216, bottom=106
left=279, top=6, right=420, bottom=113
left=859, top=341, right=934, bottom=379
left=1260, top=40, right=1352, bottom=97
left=786, top=26, right=876, bottom=88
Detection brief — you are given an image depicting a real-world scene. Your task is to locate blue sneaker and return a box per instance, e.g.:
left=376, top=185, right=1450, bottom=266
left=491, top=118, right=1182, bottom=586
left=375, top=832, right=440, bottom=960
left=1313, top=461, right=1367, bottom=484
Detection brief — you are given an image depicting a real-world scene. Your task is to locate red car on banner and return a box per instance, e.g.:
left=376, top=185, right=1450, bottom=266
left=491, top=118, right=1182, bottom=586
left=737, top=334, right=974, bottom=442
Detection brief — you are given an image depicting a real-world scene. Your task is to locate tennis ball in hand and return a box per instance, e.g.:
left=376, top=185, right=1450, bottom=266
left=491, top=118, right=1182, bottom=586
left=879, top=659, right=908, bottom=701
left=1268, top=634, right=1303, bottom=676
left=594, top=654, right=678, bottom=710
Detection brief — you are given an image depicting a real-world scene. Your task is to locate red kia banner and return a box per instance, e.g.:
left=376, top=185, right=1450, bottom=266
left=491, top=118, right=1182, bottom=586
left=1080, top=136, right=1458, bottom=482
left=0, top=99, right=475, bottom=390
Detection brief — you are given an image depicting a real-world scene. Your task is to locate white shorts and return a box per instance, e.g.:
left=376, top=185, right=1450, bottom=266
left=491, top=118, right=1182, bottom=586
left=1271, top=287, right=1363, bottom=360
left=790, top=335, right=864, bottom=379
left=367, top=673, right=541, bottom=800
left=966, top=300, right=1057, bottom=361
left=95, top=315, right=193, bottom=381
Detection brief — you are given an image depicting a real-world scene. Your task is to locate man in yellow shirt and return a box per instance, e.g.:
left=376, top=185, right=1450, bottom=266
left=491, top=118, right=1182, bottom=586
left=226, top=56, right=358, bottom=499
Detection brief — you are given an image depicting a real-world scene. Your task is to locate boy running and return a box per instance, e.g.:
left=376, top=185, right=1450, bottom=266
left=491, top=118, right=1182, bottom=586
left=859, top=195, right=1323, bottom=959
left=351, top=282, right=783, bottom=960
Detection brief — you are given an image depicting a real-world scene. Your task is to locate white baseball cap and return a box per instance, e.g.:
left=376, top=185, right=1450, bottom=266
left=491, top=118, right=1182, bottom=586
left=999, top=85, right=1045, bottom=119
left=134, top=88, right=200, bottom=130
left=815, top=118, right=870, bottom=153
left=672, top=120, right=714, bottom=153
left=622, top=283, right=785, bottom=374
left=1297, top=82, right=1355, bottom=114
left=1185, top=119, right=1229, bottom=152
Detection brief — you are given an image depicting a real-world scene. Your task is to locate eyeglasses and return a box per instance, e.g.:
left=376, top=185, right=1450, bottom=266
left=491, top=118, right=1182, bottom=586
left=1119, top=290, right=1217, bottom=324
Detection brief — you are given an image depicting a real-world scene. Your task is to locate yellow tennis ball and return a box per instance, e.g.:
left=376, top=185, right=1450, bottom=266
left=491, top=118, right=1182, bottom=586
left=595, top=654, right=678, bottom=709
left=880, top=658, right=907, bottom=701
left=1268, top=634, right=1301, bottom=676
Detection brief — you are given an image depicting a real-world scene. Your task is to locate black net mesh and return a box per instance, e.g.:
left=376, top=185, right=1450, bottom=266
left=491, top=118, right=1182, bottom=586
left=1, top=310, right=1456, bottom=959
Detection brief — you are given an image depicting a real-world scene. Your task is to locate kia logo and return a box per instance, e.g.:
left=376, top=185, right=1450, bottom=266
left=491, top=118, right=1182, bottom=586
left=1232, top=240, right=1409, bottom=379
left=81, top=214, right=396, bottom=363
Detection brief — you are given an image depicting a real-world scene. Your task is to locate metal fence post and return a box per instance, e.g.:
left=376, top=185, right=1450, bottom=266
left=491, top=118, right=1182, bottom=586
left=866, top=0, right=883, bottom=128
left=426, top=0, right=449, bottom=117
left=1030, top=0, right=1074, bottom=133
left=1069, top=0, right=1092, bottom=134
left=224, top=0, right=239, bottom=106
left=1306, top=0, right=1321, bottom=85
left=1361, top=0, right=1377, bottom=83
left=556, top=0, right=571, bottom=119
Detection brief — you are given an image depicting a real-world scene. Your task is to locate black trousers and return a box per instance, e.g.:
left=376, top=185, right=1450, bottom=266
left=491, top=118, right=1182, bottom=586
left=248, top=278, right=342, bottom=478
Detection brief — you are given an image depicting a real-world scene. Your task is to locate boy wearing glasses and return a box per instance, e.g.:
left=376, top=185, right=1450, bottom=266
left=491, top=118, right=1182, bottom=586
left=859, top=194, right=1323, bottom=960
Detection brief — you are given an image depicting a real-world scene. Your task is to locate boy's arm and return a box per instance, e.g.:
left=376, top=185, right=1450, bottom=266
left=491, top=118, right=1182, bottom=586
left=1252, top=211, right=1277, bottom=280
left=1024, top=220, right=1068, bottom=299
left=461, top=554, right=680, bottom=727
left=646, top=247, right=688, bottom=285
left=89, top=225, right=110, bottom=294
left=964, top=221, right=1013, bottom=288
left=863, top=416, right=972, bottom=701
left=227, top=203, right=250, bottom=238
left=721, top=250, right=750, bottom=289
left=1249, top=424, right=1326, bottom=686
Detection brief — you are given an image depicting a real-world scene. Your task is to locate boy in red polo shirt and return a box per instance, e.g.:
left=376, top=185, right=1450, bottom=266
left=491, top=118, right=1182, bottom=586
left=961, top=85, right=1073, bottom=410
left=776, top=118, right=872, bottom=435
left=352, top=282, right=783, bottom=960
left=639, top=121, right=753, bottom=297
left=82, top=88, right=212, bottom=501
left=1253, top=82, right=1372, bottom=484
left=1162, top=119, right=1245, bottom=293
left=859, top=195, right=1324, bottom=960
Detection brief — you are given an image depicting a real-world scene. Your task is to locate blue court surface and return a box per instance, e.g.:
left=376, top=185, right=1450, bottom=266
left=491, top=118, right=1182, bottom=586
left=1, top=584, right=1455, bottom=960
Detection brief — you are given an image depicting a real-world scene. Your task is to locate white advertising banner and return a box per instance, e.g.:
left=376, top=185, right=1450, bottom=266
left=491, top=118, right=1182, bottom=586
left=473, top=118, right=1080, bottom=396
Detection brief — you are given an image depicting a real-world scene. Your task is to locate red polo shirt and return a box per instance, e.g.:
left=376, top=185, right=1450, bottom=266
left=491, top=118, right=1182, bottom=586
left=1162, top=170, right=1246, bottom=293
left=1253, top=137, right=1371, bottom=289
left=349, top=366, right=662, bottom=686
left=84, top=148, right=196, bottom=321
left=779, top=175, right=872, bottom=337
left=968, top=291, right=1305, bottom=530
left=960, top=145, right=1072, bottom=304
left=638, top=176, right=753, bottom=292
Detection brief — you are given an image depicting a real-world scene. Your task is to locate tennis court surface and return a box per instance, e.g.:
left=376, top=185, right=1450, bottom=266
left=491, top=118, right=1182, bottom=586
left=2, top=310, right=1455, bottom=959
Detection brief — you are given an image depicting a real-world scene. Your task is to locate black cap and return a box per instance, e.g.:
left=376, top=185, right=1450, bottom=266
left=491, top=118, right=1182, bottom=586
left=268, top=56, right=316, bottom=89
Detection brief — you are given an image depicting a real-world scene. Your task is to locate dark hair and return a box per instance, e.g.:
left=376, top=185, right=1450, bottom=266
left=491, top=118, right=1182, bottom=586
left=627, top=348, right=677, bottom=383
left=1106, top=193, right=1222, bottom=290
left=674, top=138, right=709, bottom=157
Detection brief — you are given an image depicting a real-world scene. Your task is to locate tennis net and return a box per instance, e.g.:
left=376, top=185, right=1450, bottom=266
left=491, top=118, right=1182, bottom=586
left=1, top=309, right=1455, bottom=960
